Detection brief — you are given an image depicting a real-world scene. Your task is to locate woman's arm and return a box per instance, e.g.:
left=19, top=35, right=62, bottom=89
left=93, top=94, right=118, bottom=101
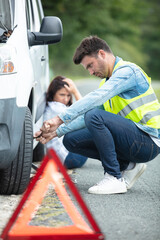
left=63, top=78, right=82, bottom=100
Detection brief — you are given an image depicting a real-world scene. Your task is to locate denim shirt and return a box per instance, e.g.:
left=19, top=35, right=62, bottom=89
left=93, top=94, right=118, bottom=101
left=56, top=56, right=160, bottom=139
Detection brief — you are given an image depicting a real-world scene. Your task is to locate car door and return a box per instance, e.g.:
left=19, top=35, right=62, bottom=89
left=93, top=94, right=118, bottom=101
left=26, top=0, right=49, bottom=116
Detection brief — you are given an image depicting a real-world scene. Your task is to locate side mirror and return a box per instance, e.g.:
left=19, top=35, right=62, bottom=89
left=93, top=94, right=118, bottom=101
left=28, top=16, right=63, bottom=46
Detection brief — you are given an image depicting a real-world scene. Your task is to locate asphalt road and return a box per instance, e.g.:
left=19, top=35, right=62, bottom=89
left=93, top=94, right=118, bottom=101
left=75, top=156, right=160, bottom=240
left=0, top=78, right=160, bottom=240
left=75, top=78, right=160, bottom=240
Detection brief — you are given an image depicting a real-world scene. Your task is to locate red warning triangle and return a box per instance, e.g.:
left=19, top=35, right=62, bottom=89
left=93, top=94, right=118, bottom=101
left=1, top=149, right=104, bottom=240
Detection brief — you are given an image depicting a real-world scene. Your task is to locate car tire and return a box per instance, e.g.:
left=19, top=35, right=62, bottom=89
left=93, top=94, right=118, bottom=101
left=0, top=107, right=33, bottom=195
left=33, top=142, right=45, bottom=162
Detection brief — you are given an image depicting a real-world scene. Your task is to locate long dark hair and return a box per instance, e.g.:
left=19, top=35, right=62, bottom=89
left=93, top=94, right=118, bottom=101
left=46, top=76, right=73, bottom=106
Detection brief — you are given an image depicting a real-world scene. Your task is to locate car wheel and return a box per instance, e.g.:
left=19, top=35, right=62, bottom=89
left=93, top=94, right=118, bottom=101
left=33, top=142, right=45, bottom=162
left=0, top=107, right=33, bottom=195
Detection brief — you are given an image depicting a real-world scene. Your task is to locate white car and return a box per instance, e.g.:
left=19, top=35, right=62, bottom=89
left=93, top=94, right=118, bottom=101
left=0, top=0, right=63, bottom=194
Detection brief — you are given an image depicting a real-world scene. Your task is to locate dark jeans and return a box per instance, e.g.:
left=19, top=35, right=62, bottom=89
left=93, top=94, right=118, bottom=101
left=64, top=152, right=87, bottom=169
left=63, top=109, right=160, bottom=178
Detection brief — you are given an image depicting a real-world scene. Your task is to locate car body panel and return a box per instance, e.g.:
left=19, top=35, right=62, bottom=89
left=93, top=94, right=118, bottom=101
left=0, top=0, right=62, bottom=167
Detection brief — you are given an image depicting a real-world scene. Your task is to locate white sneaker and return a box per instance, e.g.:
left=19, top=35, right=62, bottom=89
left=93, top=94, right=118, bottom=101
left=88, top=172, right=127, bottom=195
left=122, top=163, right=147, bottom=190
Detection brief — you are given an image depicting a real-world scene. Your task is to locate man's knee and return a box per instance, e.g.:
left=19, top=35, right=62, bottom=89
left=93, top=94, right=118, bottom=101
left=85, top=108, right=102, bottom=127
left=63, top=133, right=72, bottom=150
left=84, top=108, right=98, bottom=126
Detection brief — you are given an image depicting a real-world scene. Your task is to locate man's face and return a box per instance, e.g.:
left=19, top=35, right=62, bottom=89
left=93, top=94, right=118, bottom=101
left=81, top=51, right=108, bottom=78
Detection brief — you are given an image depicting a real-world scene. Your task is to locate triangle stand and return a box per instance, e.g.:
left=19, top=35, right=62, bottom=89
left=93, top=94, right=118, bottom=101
left=1, top=149, right=104, bottom=240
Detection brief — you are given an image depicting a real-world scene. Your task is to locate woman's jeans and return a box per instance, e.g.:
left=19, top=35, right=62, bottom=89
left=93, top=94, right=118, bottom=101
left=63, top=109, right=160, bottom=178
left=64, top=152, right=87, bottom=169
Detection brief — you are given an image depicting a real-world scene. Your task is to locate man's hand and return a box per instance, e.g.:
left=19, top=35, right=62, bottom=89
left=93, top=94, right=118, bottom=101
left=34, top=116, right=63, bottom=144
left=41, top=116, right=63, bottom=133
left=33, top=130, right=42, bottom=139
left=40, top=131, right=58, bottom=144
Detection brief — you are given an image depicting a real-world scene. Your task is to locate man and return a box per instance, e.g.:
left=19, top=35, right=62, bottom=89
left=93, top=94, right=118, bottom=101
left=35, top=36, right=160, bottom=195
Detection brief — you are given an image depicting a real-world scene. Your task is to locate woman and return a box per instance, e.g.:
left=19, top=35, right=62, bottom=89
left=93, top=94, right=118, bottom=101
left=44, top=75, right=87, bottom=169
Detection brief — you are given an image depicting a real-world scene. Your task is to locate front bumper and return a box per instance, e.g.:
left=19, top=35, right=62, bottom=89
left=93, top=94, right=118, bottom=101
left=0, top=98, right=26, bottom=169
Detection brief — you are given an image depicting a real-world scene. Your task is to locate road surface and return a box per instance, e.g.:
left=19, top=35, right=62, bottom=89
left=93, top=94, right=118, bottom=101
left=0, top=78, right=160, bottom=240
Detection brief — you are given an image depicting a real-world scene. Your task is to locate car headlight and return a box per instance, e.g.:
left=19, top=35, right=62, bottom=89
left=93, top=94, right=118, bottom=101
left=0, top=44, right=17, bottom=75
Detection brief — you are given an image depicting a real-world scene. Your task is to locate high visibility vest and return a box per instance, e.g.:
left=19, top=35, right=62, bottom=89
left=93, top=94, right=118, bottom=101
left=99, top=59, right=160, bottom=129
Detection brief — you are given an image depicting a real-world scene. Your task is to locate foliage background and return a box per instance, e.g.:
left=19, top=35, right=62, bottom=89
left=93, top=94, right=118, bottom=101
left=41, top=0, right=160, bottom=80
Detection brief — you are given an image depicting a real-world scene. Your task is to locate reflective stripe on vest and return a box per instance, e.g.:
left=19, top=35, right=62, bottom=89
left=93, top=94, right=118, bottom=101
left=99, top=60, right=160, bottom=129
left=117, top=93, right=157, bottom=118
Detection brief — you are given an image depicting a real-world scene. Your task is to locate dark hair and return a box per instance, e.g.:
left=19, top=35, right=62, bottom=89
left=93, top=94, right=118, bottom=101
left=73, top=36, right=112, bottom=64
left=46, top=76, right=72, bottom=106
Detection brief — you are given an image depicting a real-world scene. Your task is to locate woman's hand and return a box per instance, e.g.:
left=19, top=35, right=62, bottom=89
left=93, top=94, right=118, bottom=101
left=63, top=78, right=82, bottom=100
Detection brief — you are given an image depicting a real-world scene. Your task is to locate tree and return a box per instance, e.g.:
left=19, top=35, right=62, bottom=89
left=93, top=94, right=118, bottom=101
left=41, top=0, right=160, bottom=79
left=142, top=0, right=160, bottom=79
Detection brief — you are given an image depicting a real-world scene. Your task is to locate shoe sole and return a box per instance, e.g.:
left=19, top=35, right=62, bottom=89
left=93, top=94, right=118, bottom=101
left=88, top=188, right=127, bottom=195
left=127, top=164, right=147, bottom=190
